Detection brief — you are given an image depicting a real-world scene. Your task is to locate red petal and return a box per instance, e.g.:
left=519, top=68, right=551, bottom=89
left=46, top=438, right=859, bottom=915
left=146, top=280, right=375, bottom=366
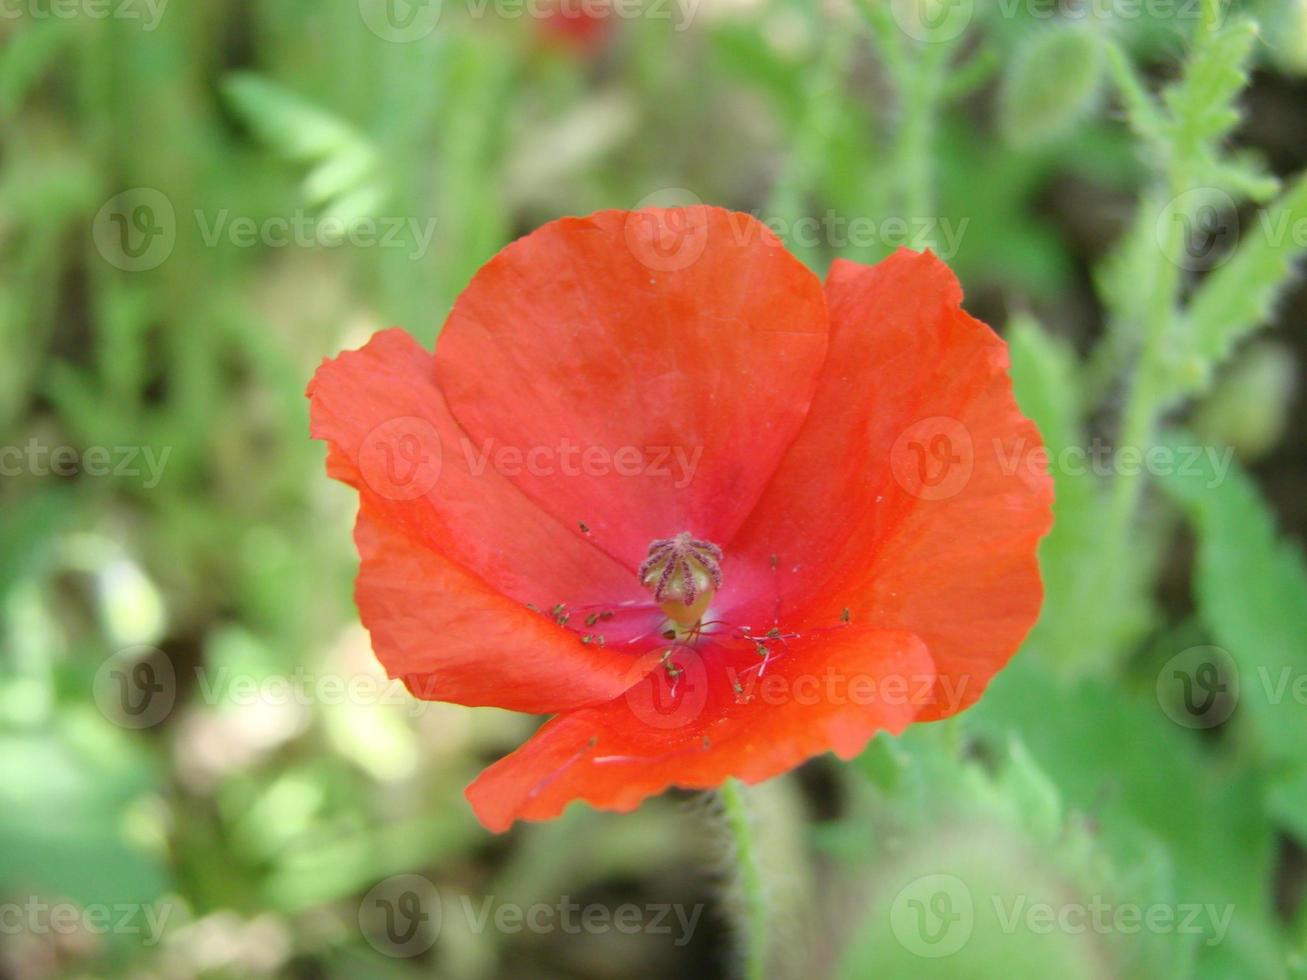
left=728, top=249, right=1053, bottom=719
left=434, top=207, right=829, bottom=569
left=309, top=328, right=648, bottom=713
left=465, top=627, right=932, bottom=832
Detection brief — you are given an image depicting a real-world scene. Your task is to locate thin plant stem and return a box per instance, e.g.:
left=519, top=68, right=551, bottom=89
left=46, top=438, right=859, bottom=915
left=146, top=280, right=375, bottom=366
left=720, top=778, right=767, bottom=980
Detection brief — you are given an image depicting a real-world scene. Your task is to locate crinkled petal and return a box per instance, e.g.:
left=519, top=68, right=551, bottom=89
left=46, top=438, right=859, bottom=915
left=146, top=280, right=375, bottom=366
left=435, top=207, right=830, bottom=570
left=466, top=627, right=932, bottom=831
left=309, top=328, right=649, bottom=713
left=728, top=249, right=1053, bottom=719
left=353, top=501, right=646, bottom=713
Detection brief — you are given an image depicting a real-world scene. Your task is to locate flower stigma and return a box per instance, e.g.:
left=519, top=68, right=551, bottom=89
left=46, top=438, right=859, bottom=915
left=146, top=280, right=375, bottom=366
left=637, top=531, right=723, bottom=630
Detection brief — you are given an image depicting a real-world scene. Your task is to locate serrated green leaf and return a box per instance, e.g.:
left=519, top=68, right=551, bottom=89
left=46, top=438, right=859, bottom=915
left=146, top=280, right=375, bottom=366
left=1103, top=40, right=1167, bottom=150
left=1158, top=433, right=1307, bottom=766
left=1198, top=153, right=1281, bottom=204
left=1177, top=173, right=1307, bottom=398
left=968, top=657, right=1284, bottom=977
left=1007, top=316, right=1155, bottom=672
left=1162, top=18, right=1258, bottom=153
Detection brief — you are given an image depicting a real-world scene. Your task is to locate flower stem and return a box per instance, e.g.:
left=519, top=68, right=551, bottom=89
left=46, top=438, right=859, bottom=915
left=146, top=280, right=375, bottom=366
left=720, top=778, right=767, bottom=980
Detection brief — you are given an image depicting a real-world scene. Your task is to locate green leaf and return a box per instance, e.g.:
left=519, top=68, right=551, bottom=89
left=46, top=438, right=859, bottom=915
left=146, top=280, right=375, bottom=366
left=1162, top=18, right=1258, bottom=154
left=1007, top=316, right=1156, bottom=672
left=0, top=723, right=168, bottom=911
left=0, top=19, right=76, bottom=119
left=1177, top=173, right=1307, bottom=398
left=221, top=72, right=386, bottom=229
left=968, top=657, right=1285, bottom=977
left=1103, top=40, right=1167, bottom=151
left=999, top=25, right=1104, bottom=147
left=221, top=73, right=361, bottom=162
left=1191, top=340, right=1298, bottom=460
left=1008, top=314, right=1082, bottom=464
left=1267, top=769, right=1307, bottom=847
left=1158, top=434, right=1307, bottom=766
left=843, top=722, right=1200, bottom=979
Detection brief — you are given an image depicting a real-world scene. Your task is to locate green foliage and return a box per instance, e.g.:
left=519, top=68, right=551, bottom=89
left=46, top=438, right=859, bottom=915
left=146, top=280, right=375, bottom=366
left=1164, top=19, right=1257, bottom=143
left=1159, top=437, right=1307, bottom=771
left=968, top=658, right=1285, bottom=978
left=999, top=24, right=1105, bottom=147
left=3, top=2, right=1307, bottom=978
left=1179, top=174, right=1307, bottom=397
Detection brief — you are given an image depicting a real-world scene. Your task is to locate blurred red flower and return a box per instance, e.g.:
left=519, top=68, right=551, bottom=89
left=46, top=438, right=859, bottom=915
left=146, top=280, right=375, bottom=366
left=537, top=0, right=615, bottom=53
left=308, top=207, right=1053, bottom=832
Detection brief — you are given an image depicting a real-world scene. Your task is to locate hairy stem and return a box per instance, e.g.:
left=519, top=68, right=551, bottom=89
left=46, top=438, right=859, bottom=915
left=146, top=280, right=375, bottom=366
left=720, top=778, right=767, bottom=980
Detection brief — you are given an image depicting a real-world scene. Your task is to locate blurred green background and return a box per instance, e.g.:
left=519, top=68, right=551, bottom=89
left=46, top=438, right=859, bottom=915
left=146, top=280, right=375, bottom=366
left=3, top=0, right=1307, bottom=977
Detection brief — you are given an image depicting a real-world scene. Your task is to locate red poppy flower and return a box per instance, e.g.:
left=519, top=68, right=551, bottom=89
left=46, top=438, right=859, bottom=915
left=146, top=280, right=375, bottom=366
left=537, top=0, right=614, bottom=54
left=307, top=207, right=1053, bottom=832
